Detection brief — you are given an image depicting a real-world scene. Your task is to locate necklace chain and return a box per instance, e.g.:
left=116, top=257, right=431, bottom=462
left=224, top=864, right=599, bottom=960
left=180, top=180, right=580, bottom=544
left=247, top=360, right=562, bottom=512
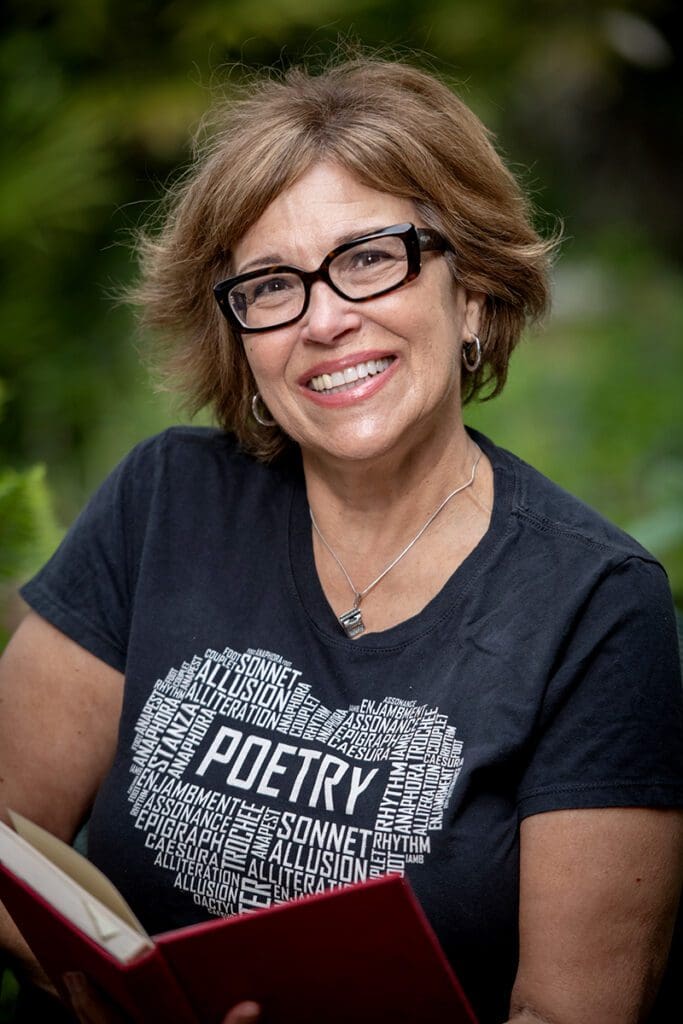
left=310, top=445, right=482, bottom=636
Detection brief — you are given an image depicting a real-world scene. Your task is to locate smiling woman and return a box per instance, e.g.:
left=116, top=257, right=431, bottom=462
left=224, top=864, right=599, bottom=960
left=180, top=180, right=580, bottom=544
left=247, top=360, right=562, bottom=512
left=134, top=58, right=552, bottom=462
left=227, top=162, right=479, bottom=470
left=0, top=55, right=682, bottom=1024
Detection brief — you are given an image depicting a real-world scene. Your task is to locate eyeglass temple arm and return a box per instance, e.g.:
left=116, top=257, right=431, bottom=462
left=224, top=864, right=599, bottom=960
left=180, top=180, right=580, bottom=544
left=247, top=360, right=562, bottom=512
left=416, top=228, right=451, bottom=253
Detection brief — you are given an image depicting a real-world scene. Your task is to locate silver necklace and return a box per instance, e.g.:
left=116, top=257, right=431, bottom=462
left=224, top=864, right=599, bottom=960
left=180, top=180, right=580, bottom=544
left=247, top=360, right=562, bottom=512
left=310, top=446, right=482, bottom=638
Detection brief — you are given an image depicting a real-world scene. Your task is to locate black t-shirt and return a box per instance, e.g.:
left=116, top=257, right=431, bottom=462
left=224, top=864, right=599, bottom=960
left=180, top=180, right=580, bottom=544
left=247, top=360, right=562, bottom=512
left=21, top=427, right=683, bottom=1023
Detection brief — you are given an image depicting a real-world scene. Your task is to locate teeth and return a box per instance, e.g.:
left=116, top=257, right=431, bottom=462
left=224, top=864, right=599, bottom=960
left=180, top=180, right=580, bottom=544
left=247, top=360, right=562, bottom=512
left=308, top=357, right=393, bottom=393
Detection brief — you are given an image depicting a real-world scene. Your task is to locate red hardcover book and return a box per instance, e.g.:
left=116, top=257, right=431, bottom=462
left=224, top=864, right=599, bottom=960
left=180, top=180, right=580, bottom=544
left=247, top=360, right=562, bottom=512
left=0, top=814, right=477, bottom=1023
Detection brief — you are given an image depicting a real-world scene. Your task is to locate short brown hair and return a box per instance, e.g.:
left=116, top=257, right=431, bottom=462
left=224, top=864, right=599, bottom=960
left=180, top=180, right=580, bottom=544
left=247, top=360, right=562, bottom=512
left=134, top=56, right=558, bottom=460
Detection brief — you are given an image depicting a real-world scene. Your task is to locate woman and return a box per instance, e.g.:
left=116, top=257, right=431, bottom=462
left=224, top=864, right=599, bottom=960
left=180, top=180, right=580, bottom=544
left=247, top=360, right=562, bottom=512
left=1, top=57, right=682, bottom=1024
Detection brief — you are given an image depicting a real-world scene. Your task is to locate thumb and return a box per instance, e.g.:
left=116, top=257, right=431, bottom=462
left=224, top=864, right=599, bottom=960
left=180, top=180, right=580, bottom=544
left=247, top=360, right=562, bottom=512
left=223, top=1000, right=262, bottom=1024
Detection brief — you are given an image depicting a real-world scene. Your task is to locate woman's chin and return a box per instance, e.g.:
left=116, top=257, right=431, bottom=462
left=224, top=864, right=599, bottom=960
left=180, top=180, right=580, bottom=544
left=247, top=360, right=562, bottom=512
left=297, top=420, right=440, bottom=469
left=295, top=427, right=397, bottom=466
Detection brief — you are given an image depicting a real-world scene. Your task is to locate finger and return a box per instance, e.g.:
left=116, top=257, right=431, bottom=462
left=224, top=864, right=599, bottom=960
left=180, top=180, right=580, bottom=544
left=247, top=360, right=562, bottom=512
left=61, top=971, right=129, bottom=1024
left=222, top=1000, right=262, bottom=1024
left=62, top=972, right=97, bottom=1024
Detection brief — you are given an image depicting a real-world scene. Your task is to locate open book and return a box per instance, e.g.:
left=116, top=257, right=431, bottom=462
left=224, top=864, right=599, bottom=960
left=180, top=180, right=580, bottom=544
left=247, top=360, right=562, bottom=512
left=0, top=812, right=477, bottom=1023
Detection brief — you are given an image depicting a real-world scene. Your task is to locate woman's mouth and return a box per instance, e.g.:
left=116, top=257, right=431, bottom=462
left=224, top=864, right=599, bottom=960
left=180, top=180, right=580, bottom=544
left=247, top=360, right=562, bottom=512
left=307, top=357, right=395, bottom=395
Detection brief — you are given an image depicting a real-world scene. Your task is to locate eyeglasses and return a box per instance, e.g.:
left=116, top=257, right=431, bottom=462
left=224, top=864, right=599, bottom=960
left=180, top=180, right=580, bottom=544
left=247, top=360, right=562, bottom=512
left=213, top=222, right=451, bottom=333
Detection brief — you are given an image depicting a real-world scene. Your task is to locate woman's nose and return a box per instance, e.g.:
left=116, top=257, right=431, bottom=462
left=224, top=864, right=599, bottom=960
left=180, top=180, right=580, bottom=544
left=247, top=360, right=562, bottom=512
left=299, top=280, right=362, bottom=345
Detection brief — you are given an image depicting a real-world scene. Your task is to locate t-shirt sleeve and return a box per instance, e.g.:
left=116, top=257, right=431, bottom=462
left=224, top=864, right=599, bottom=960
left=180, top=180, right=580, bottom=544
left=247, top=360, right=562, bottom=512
left=19, top=435, right=163, bottom=673
left=517, top=556, right=683, bottom=818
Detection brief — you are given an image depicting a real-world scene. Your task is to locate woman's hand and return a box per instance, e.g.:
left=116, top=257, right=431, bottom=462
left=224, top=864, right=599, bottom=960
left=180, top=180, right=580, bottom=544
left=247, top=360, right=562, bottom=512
left=222, top=1002, right=262, bottom=1024
left=62, top=972, right=129, bottom=1023
left=62, top=971, right=261, bottom=1024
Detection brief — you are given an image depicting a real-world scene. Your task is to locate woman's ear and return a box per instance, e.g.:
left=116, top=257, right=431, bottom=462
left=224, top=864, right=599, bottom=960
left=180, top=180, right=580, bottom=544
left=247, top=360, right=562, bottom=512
left=463, top=290, right=486, bottom=340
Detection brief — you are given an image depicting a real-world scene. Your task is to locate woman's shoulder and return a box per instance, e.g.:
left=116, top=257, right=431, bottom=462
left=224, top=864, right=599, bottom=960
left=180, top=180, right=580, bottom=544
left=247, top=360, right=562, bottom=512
left=475, top=429, right=660, bottom=568
left=115, top=426, right=283, bottom=483
left=125, top=425, right=242, bottom=464
left=107, top=425, right=300, bottom=515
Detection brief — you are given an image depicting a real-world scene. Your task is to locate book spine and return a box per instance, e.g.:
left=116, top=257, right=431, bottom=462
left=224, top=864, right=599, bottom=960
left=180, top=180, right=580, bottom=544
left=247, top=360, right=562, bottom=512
left=121, top=948, right=199, bottom=1024
left=0, top=866, right=199, bottom=1024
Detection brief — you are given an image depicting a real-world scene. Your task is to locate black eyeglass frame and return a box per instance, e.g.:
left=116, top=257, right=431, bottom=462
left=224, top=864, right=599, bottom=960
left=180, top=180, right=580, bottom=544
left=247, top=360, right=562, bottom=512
left=213, top=222, right=451, bottom=334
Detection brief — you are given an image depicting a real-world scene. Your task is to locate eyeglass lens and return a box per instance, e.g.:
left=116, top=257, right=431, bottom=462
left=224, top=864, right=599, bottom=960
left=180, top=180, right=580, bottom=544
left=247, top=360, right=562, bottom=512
left=228, top=234, right=409, bottom=330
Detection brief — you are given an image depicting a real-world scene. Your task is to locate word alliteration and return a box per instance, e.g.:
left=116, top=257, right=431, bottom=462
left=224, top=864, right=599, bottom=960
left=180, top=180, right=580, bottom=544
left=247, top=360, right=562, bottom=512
left=196, top=725, right=379, bottom=816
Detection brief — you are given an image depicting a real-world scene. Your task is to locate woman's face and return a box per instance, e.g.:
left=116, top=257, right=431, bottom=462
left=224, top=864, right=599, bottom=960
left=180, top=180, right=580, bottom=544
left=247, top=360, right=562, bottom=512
left=233, top=162, right=483, bottom=468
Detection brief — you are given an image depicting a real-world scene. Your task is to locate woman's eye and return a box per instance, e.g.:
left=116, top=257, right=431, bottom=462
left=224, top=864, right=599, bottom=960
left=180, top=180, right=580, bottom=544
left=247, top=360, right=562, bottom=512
left=352, top=249, right=392, bottom=269
left=344, top=249, right=397, bottom=274
left=253, top=277, right=290, bottom=300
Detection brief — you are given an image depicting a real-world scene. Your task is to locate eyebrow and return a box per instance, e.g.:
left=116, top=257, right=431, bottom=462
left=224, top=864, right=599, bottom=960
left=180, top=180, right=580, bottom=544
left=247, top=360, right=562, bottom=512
left=234, top=223, right=393, bottom=275
left=237, top=253, right=286, bottom=274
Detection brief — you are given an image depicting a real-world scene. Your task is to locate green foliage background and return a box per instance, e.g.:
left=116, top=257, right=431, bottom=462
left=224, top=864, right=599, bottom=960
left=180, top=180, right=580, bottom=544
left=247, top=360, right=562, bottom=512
left=1, top=0, right=682, bottom=616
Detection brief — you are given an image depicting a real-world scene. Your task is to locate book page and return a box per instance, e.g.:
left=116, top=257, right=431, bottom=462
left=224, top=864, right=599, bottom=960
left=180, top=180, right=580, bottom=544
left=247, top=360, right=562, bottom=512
left=9, top=811, right=149, bottom=933
left=0, top=813, right=153, bottom=962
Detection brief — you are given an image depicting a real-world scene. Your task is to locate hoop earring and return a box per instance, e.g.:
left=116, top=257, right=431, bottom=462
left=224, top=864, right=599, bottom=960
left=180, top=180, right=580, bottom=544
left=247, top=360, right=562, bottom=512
left=462, top=335, right=482, bottom=373
left=251, top=393, right=276, bottom=427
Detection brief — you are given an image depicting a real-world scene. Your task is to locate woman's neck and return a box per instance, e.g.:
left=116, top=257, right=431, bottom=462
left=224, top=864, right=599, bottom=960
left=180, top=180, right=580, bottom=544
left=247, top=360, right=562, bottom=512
left=302, top=416, right=479, bottom=547
left=301, top=418, right=493, bottom=637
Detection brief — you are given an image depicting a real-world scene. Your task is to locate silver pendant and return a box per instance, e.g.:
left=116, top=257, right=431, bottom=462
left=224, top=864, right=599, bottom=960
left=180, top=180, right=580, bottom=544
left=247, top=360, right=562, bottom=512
left=339, top=606, right=365, bottom=639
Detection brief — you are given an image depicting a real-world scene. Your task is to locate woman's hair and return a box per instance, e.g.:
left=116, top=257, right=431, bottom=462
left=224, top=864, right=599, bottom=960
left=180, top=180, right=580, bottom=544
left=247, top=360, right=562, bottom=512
left=134, top=55, right=558, bottom=460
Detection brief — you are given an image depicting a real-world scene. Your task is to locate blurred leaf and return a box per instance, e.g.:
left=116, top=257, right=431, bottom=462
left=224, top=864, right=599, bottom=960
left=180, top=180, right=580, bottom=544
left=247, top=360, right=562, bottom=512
left=0, top=464, right=63, bottom=581
left=0, top=966, right=19, bottom=1022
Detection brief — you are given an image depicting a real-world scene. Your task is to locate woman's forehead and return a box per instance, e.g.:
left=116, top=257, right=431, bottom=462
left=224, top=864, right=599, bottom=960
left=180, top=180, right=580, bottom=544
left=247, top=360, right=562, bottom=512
left=232, top=162, right=418, bottom=272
